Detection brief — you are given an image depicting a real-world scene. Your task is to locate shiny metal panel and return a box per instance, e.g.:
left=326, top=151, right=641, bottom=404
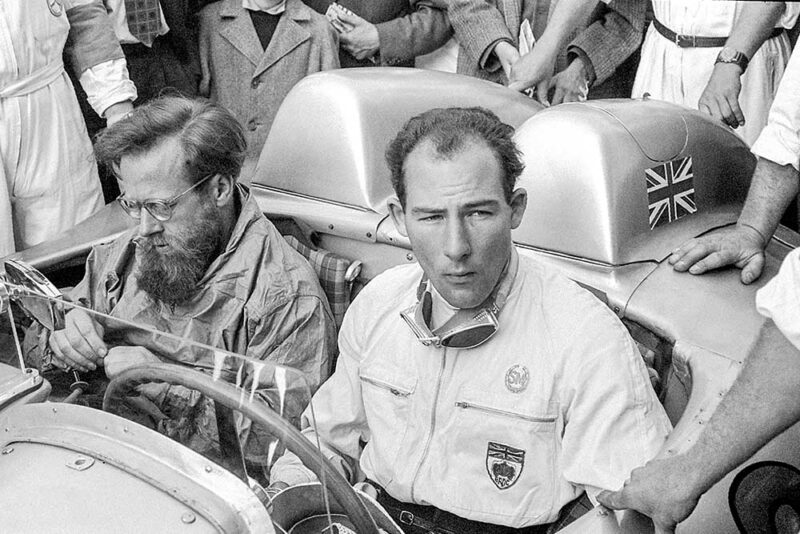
left=254, top=68, right=543, bottom=213
left=513, top=99, right=755, bottom=265
left=253, top=185, right=386, bottom=243
left=3, top=202, right=132, bottom=273
left=625, top=235, right=793, bottom=362
left=0, top=403, right=273, bottom=533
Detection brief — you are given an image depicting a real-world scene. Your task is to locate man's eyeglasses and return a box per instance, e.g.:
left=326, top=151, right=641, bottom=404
left=117, top=173, right=215, bottom=222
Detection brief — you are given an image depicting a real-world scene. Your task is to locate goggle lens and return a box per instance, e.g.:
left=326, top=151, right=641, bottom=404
left=440, top=323, right=497, bottom=348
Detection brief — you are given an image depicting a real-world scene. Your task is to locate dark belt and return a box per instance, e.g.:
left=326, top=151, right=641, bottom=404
left=369, top=481, right=551, bottom=534
left=653, top=17, right=784, bottom=48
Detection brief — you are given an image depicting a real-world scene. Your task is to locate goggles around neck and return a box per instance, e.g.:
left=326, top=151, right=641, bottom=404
left=400, top=251, right=518, bottom=349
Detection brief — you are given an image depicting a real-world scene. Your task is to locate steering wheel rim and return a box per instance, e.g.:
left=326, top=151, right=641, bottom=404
left=102, top=362, right=379, bottom=534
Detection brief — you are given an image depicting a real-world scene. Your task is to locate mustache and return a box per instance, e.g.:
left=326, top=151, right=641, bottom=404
left=133, top=235, right=168, bottom=249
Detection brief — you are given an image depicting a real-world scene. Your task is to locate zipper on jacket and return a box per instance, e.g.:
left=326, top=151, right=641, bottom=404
left=455, top=401, right=557, bottom=424
left=409, top=349, right=447, bottom=503
left=359, top=375, right=413, bottom=397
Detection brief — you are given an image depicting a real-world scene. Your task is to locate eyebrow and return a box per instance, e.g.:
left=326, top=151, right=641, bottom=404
left=410, top=199, right=502, bottom=215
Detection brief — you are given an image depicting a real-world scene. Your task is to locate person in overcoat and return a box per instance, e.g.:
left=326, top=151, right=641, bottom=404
left=199, top=0, right=339, bottom=181
left=302, top=0, right=452, bottom=68
left=444, top=0, right=645, bottom=100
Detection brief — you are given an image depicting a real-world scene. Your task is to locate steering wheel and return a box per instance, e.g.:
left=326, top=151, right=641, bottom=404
left=102, top=362, right=379, bottom=534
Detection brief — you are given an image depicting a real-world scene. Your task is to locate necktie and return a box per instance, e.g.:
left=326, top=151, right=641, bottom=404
left=125, top=0, right=163, bottom=47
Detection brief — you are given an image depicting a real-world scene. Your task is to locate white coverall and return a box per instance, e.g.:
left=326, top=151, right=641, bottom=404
left=272, top=251, right=671, bottom=528
left=633, top=0, right=799, bottom=146
left=0, top=0, right=135, bottom=256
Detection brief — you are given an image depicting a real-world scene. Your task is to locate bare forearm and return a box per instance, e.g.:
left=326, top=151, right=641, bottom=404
left=739, top=157, right=799, bottom=241
left=678, top=320, right=800, bottom=495
left=726, top=2, right=784, bottom=59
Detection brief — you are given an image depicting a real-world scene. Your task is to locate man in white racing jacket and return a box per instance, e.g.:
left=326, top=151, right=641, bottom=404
left=271, top=107, right=671, bottom=532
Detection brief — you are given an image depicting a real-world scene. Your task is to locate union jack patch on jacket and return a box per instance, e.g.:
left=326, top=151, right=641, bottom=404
left=486, top=442, right=525, bottom=490
left=646, top=156, right=696, bottom=230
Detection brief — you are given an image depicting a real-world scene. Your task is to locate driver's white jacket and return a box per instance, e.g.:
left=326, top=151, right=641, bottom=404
left=272, top=251, right=671, bottom=528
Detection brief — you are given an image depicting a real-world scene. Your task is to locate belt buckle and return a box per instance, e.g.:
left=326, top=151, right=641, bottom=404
left=675, top=33, right=695, bottom=48
left=399, top=510, right=414, bottom=525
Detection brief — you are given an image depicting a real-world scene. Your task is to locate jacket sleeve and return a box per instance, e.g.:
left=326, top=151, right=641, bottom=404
left=551, top=286, right=671, bottom=501
left=270, top=293, right=370, bottom=486
left=64, top=0, right=125, bottom=74
left=567, top=0, right=645, bottom=86
left=445, top=0, right=513, bottom=71
left=375, top=1, right=453, bottom=66
left=65, top=1, right=137, bottom=116
left=246, top=294, right=336, bottom=392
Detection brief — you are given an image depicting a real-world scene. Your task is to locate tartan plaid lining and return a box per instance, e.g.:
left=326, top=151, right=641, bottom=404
left=282, top=235, right=351, bottom=329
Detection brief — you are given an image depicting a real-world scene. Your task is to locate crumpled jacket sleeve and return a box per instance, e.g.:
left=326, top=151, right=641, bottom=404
left=246, top=293, right=336, bottom=393
left=270, top=293, right=370, bottom=486
left=445, top=0, right=513, bottom=72
left=376, top=1, right=453, bottom=66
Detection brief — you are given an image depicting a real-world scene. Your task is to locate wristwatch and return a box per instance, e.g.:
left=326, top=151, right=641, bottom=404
left=715, top=47, right=749, bottom=73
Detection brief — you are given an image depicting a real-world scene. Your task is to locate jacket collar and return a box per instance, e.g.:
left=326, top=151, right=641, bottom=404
left=218, top=0, right=312, bottom=78
left=197, top=184, right=263, bottom=285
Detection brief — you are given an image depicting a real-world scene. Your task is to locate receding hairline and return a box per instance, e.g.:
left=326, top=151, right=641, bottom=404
left=401, top=136, right=509, bottom=204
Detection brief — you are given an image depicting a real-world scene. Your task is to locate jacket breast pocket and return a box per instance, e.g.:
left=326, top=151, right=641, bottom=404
left=448, top=388, right=560, bottom=523
left=359, top=366, right=416, bottom=481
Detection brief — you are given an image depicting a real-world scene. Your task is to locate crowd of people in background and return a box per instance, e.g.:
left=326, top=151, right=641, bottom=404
left=4, top=0, right=800, bottom=258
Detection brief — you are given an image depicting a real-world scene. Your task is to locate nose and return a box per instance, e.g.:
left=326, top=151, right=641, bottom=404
left=137, top=209, right=163, bottom=238
left=443, top=218, right=471, bottom=261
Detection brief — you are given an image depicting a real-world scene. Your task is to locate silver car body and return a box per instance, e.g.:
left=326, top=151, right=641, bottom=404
left=8, top=68, right=800, bottom=532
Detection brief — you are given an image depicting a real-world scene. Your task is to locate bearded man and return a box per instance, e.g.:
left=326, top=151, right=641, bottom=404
left=34, top=96, right=335, bottom=455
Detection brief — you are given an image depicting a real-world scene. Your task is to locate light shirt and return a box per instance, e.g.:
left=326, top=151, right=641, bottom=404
left=651, top=0, right=800, bottom=35
left=273, top=251, right=671, bottom=527
left=242, top=0, right=286, bottom=15
left=751, top=45, right=800, bottom=171
left=756, top=247, right=800, bottom=350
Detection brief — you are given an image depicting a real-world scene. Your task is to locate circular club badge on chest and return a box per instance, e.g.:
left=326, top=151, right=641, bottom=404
left=505, top=365, right=529, bottom=393
left=47, top=0, right=64, bottom=17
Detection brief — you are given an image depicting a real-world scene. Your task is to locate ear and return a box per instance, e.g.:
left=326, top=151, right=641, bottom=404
left=387, top=196, right=408, bottom=237
left=210, top=174, right=235, bottom=207
left=509, top=188, right=527, bottom=230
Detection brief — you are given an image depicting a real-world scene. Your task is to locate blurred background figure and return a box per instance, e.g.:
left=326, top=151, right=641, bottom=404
left=633, top=0, right=800, bottom=146
left=198, top=0, right=339, bottom=181
left=0, top=0, right=136, bottom=256
left=303, top=1, right=452, bottom=69
left=104, top=0, right=203, bottom=103
left=445, top=0, right=645, bottom=103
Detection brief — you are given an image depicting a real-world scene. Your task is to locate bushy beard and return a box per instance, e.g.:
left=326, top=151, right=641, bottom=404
left=134, top=210, right=224, bottom=307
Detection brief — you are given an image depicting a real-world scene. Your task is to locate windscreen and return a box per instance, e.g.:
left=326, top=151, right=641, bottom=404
left=0, top=261, right=381, bottom=534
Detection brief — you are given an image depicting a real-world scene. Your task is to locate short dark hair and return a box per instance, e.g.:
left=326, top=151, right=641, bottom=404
left=94, top=96, right=246, bottom=185
left=385, top=107, right=524, bottom=206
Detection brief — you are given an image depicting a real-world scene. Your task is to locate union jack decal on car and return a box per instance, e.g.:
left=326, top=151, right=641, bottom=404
left=646, top=156, right=696, bottom=230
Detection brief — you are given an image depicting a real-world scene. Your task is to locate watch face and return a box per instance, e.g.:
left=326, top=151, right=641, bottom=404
left=719, top=47, right=738, bottom=62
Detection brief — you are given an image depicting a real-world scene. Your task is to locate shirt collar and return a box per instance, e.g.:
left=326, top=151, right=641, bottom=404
left=242, top=0, right=286, bottom=14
